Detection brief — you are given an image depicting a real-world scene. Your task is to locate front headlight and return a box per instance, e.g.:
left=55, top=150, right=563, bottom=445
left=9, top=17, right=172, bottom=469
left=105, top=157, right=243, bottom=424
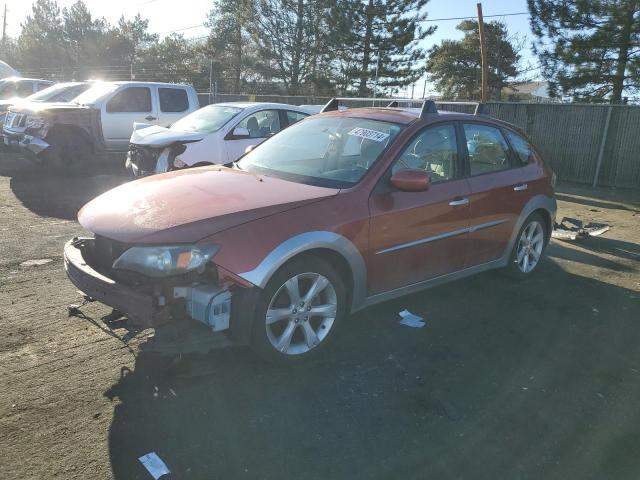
left=25, top=116, right=46, bottom=129
left=112, top=244, right=219, bottom=277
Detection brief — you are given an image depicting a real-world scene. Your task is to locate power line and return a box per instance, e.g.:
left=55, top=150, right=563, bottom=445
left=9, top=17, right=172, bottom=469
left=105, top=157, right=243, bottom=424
left=153, top=24, right=205, bottom=35
left=423, top=12, right=529, bottom=22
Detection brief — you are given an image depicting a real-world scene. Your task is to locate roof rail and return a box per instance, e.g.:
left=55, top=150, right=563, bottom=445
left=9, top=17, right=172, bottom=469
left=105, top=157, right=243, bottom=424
left=387, top=100, right=399, bottom=107
left=320, top=98, right=339, bottom=113
left=474, top=103, right=490, bottom=115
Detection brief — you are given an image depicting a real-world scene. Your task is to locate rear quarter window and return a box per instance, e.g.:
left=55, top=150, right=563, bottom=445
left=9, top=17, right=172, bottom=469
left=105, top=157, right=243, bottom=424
left=159, top=88, right=189, bottom=113
left=505, top=130, right=533, bottom=165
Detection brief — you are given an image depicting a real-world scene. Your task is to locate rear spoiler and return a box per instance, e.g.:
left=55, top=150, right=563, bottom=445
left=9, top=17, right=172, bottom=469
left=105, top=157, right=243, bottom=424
left=320, top=97, right=490, bottom=119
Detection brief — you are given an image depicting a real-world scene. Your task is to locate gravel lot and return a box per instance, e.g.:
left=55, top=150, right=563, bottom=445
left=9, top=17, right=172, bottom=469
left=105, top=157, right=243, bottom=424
left=1, top=153, right=639, bottom=480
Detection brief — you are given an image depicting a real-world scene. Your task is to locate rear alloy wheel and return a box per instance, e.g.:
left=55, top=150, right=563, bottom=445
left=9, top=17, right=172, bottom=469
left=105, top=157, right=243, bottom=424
left=506, top=213, right=547, bottom=277
left=251, top=257, right=345, bottom=363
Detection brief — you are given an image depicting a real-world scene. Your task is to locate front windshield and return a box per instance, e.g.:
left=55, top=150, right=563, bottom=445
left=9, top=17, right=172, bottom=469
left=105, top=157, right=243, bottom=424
left=171, top=105, right=243, bottom=134
left=72, top=82, right=118, bottom=105
left=238, top=116, right=403, bottom=188
left=26, top=83, right=89, bottom=103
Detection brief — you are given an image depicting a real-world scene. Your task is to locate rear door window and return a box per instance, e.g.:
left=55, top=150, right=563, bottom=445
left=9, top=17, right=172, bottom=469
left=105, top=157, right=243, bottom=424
left=236, top=110, right=281, bottom=138
left=159, top=88, right=189, bottom=113
left=463, top=123, right=511, bottom=176
left=106, top=87, right=152, bottom=113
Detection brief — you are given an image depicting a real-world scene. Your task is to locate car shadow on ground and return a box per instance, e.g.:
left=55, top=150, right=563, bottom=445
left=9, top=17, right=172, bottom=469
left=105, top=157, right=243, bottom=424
left=547, top=239, right=639, bottom=271
left=104, top=258, right=640, bottom=480
left=1, top=152, right=130, bottom=220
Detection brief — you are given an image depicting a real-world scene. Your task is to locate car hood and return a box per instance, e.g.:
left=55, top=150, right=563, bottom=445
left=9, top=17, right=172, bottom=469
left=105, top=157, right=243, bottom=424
left=130, top=123, right=205, bottom=148
left=78, top=166, right=339, bottom=244
left=9, top=101, right=88, bottom=114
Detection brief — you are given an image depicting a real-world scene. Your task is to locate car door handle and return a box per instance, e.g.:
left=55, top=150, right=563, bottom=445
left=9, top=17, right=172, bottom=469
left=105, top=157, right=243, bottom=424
left=145, top=115, right=157, bottom=121
left=449, top=197, right=469, bottom=207
left=513, top=183, right=528, bottom=191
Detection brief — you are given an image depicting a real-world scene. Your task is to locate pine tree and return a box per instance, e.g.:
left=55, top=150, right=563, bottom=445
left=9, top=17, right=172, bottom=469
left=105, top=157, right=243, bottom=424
left=426, top=20, right=520, bottom=100
left=16, top=0, right=66, bottom=71
left=206, top=0, right=256, bottom=94
left=248, top=0, right=330, bottom=95
left=528, top=0, right=640, bottom=103
left=332, top=0, right=434, bottom=96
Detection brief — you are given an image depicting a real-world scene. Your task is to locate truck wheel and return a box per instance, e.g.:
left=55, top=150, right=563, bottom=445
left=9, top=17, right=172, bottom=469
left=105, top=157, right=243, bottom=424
left=250, top=256, right=347, bottom=364
left=43, top=134, right=92, bottom=174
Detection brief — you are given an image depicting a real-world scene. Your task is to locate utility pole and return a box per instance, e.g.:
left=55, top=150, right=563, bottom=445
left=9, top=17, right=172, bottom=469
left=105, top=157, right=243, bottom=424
left=2, top=4, right=7, bottom=49
left=477, top=2, right=489, bottom=102
left=372, top=49, right=380, bottom=106
left=209, top=59, right=213, bottom=105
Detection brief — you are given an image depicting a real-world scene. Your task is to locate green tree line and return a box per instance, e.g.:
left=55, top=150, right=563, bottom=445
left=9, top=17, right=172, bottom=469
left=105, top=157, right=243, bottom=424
left=0, top=0, right=638, bottom=102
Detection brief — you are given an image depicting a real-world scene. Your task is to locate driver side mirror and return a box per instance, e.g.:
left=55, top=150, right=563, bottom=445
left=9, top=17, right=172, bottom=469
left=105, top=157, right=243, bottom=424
left=390, top=169, right=431, bottom=192
left=232, top=126, right=250, bottom=138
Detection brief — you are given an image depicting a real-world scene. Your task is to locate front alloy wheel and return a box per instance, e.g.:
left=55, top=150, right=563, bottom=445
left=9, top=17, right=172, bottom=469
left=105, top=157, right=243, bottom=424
left=252, top=256, right=345, bottom=362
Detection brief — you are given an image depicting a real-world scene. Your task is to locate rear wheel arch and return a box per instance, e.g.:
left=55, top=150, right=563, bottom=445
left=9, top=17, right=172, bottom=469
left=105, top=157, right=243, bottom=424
left=531, top=207, right=553, bottom=244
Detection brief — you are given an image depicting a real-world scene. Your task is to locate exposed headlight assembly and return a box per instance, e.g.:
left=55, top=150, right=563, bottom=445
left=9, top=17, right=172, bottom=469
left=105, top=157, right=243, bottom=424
left=112, top=244, right=219, bottom=277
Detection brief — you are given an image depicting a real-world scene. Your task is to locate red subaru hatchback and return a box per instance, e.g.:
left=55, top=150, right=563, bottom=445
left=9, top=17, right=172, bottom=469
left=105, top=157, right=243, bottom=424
left=64, top=100, right=556, bottom=362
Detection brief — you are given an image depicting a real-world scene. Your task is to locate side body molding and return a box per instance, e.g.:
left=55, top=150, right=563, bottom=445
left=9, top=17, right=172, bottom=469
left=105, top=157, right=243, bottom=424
left=238, top=195, right=556, bottom=315
left=239, top=231, right=368, bottom=311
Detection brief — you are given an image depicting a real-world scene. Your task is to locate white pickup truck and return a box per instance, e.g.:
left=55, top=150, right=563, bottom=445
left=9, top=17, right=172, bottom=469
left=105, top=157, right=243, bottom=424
left=3, top=81, right=199, bottom=170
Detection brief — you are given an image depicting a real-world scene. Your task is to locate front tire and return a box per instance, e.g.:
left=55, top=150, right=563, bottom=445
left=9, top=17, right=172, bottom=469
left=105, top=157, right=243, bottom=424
left=505, top=213, right=547, bottom=278
left=42, top=133, right=92, bottom=174
left=250, top=256, right=347, bottom=363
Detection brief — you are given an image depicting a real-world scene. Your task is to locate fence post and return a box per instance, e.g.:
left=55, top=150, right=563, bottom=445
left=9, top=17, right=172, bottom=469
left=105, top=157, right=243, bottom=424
left=592, top=105, right=613, bottom=188
left=209, top=59, right=213, bottom=105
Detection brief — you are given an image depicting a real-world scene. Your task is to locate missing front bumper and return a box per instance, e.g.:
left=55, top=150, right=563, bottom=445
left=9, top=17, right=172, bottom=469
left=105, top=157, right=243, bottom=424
left=64, top=238, right=234, bottom=333
left=64, top=238, right=165, bottom=328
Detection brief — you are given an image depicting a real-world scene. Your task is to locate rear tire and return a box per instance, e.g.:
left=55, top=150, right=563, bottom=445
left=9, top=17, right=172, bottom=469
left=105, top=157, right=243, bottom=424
left=504, top=213, right=547, bottom=278
left=250, top=256, right=347, bottom=364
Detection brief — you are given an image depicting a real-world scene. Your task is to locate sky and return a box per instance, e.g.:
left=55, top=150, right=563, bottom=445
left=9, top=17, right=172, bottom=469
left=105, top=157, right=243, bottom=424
left=5, top=0, right=538, bottom=95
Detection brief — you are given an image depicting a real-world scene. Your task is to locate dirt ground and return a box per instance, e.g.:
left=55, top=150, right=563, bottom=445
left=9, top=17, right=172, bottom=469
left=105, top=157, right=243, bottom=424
left=0, top=153, right=639, bottom=480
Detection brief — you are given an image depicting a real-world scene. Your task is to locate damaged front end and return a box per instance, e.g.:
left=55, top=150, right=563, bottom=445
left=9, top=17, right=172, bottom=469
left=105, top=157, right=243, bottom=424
left=64, top=237, right=258, bottom=347
left=126, top=143, right=188, bottom=177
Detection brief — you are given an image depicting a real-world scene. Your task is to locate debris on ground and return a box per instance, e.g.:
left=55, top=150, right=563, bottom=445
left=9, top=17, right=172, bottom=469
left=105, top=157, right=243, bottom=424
left=138, top=452, right=171, bottom=479
left=19, top=258, right=52, bottom=267
left=398, top=309, right=425, bottom=328
left=552, top=217, right=610, bottom=241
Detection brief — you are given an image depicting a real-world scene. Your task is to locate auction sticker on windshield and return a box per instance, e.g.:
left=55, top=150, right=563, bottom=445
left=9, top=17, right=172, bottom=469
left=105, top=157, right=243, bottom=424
left=348, top=127, right=389, bottom=142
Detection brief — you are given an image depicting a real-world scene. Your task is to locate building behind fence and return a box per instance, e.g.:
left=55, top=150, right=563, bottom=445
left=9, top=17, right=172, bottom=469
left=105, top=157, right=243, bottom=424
left=197, top=93, right=640, bottom=189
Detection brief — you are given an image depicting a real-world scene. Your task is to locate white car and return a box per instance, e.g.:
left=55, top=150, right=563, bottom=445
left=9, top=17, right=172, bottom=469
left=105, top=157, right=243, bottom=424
left=126, top=102, right=313, bottom=177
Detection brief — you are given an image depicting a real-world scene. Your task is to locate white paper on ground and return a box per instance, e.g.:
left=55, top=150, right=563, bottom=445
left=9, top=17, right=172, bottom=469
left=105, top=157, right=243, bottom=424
left=398, top=309, right=425, bottom=328
left=139, top=452, right=171, bottom=479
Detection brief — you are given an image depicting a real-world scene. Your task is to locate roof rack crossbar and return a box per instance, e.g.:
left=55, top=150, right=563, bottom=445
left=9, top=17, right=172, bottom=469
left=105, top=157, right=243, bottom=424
left=320, top=97, right=339, bottom=113
left=474, top=103, right=490, bottom=115
left=419, top=100, right=438, bottom=119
